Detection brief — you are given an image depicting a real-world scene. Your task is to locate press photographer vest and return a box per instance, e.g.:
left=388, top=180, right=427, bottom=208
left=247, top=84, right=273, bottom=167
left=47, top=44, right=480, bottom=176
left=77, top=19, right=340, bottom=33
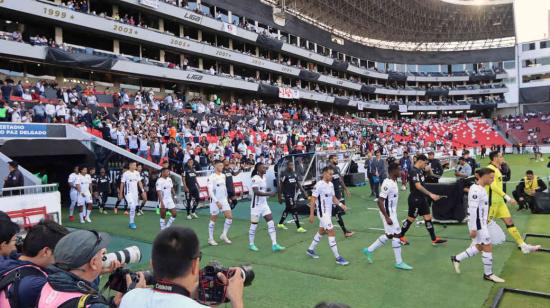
left=524, top=176, right=539, bottom=192
left=0, top=264, right=47, bottom=308
left=37, top=282, right=109, bottom=308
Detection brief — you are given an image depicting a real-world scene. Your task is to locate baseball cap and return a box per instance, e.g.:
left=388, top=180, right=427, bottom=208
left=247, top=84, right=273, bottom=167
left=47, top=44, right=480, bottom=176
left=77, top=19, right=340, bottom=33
left=54, top=230, right=110, bottom=270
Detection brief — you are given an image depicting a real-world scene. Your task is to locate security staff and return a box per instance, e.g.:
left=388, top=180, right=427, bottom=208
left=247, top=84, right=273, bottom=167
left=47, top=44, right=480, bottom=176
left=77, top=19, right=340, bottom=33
left=277, top=160, right=307, bottom=233
left=513, top=170, right=547, bottom=211
left=183, top=159, right=201, bottom=220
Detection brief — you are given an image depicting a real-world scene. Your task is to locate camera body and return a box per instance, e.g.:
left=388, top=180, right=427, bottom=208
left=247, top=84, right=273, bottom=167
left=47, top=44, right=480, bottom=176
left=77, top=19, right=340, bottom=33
left=197, top=261, right=254, bottom=305
left=106, top=268, right=155, bottom=293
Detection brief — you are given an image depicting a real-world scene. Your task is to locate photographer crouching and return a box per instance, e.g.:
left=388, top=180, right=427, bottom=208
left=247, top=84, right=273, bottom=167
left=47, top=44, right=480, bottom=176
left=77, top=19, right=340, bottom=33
left=121, top=226, right=246, bottom=308
left=37, top=230, right=146, bottom=307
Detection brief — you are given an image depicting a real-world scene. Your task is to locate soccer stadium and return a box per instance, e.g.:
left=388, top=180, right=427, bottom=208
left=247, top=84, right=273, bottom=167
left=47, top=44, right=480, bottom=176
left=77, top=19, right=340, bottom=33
left=0, top=0, right=549, bottom=307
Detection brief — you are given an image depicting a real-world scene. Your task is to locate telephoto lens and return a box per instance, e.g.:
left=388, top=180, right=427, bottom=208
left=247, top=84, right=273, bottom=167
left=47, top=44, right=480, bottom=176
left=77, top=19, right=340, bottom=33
left=236, top=265, right=255, bottom=286
left=102, top=246, right=142, bottom=268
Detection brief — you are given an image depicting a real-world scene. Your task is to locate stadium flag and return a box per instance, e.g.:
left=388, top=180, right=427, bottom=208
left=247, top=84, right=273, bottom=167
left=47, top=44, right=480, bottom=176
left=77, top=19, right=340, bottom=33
left=223, top=23, right=238, bottom=35
left=399, top=104, right=408, bottom=113
left=139, top=0, right=159, bottom=9
left=278, top=88, right=299, bottom=99
left=357, top=101, right=364, bottom=110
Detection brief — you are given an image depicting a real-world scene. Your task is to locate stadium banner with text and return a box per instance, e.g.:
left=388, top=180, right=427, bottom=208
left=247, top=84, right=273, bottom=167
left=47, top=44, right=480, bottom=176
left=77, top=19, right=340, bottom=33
left=0, top=124, right=51, bottom=138
left=278, top=88, right=300, bottom=99
left=222, top=22, right=238, bottom=35
left=139, top=0, right=159, bottom=9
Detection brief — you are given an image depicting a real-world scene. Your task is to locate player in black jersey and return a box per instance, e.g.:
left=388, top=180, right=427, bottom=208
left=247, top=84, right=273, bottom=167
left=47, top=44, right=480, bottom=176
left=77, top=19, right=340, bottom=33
left=183, top=159, right=201, bottom=220
left=277, top=160, right=308, bottom=232
left=399, top=154, right=447, bottom=245
left=327, top=155, right=354, bottom=238
left=223, top=159, right=241, bottom=209
left=93, top=167, right=111, bottom=214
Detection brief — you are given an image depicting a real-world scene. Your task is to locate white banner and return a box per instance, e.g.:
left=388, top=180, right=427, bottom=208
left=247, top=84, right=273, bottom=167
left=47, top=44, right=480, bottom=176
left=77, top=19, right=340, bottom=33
left=357, top=101, right=364, bottom=110
left=3, top=191, right=62, bottom=225
left=399, top=104, right=408, bottom=113
left=139, top=0, right=159, bottom=8
left=278, top=87, right=300, bottom=99
left=222, top=22, right=238, bottom=35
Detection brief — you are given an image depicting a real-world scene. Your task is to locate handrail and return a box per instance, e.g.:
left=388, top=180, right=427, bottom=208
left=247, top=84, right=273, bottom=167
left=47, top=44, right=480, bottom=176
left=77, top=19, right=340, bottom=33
left=0, top=183, right=59, bottom=197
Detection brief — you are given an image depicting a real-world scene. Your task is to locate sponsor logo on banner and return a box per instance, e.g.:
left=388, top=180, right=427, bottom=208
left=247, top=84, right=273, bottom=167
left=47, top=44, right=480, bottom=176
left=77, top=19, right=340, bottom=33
left=139, top=0, right=159, bottom=9
left=278, top=88, right=299, bottom=99
left=185, top=73, right=204, bottom=81
left=183, top=12, right=202, bottom=23
left=223, top=22, right=237, bottom=35
left=0, top=124, right=48, bottom=138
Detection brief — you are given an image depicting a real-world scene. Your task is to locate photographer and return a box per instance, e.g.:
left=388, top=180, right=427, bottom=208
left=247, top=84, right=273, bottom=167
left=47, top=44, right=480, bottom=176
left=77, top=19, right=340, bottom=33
left=121, top=226, right=244, bottom=308
left=37, top=230, right=145, bottom=307
left=0, top=220, right=68, bottom=308
left=0, top=217, right=18, bottom=257
left=513, top=170, right=547, bottom=211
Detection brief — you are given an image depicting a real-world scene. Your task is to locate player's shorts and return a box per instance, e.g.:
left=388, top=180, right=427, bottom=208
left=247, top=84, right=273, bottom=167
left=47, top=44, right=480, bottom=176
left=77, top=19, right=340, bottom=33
left=186, top=189, right=200, bottom=202
left=125, top=195, right=139, bottom=208
left=379, top=212, right=401, bottom=235
left=472, top=227, right=491, bottom=245
left=77, top=193, right=92, bottom=206
left=210, top=200, right=231, bottom=215
left=161, top=198, right=176, bottom=210
left=251, top=203, right=272, bottom=221
left=318, top=214, right=334, bottom=230
left=488, top=202, right=511, bottom=220
left=407, top=194, right=430, bottom=217
left=284, top=196, right=295, bottom=211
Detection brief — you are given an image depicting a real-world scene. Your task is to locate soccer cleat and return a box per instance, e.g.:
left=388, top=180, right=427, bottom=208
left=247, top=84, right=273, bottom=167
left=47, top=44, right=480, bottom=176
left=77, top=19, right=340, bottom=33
left=335, top=256, right=350, bottom=266
left=85, top=216, right=92, bottom=223
left=484, top=274, right=505, bottom=283
left=249, top=243, right=259, bottom=252
left=113, top=208, right=118, bottom=215
left=451, top=256, right=461, bottom=274
left=401, top=185, right=407, bottom=191
left=373, top=198, right=378, bottom=202
left=69, top=215, right=75, bottom=222
left=394, top=262, right=413, bottom=270
left=306, top=249, right=319, bottom=259
left=155, top=208, right=160, bottom=215
left=520, top=243, right=541, bottom=254
left=80, top=220, right=85, bottom=224
left=128, top=223, right=137, bottom=230
left=277, top=224, right=288, bottom=230
left=362, top=248, right=374, bottom=264
left=272, top=244, right=286, bottom=252
left=344, top=231, right=355, bottom=238
left=124, top=211, right=129, bottom=216
left=400, top=236, right=410, bottom=246
left=432, top=237, right=447, bottom=246
left=296, top=227, right=307, bottom=233
left=137, top=211, right=143, bottom=216
left=102, top=209, right=108, bottom=214
left=220, top=234, right=232, bottom=244
left=191, top=213, right=199, bottom=219
left=187, top=215, right=193, bottom=220
left=208, top=239, right=219, bottom=246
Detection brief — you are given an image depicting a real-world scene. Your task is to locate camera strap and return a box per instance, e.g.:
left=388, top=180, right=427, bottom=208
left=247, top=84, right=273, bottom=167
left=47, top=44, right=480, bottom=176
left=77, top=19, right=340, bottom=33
left=153, top=281, right=191, bottom=298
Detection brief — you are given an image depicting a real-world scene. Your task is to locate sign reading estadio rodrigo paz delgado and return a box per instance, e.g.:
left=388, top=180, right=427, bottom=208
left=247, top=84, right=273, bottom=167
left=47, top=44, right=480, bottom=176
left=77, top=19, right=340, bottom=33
left=0, top=124, right=48, bottom=138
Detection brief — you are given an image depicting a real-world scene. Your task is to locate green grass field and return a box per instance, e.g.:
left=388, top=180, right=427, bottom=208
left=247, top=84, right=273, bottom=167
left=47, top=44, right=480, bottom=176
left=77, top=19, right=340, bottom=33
left=64, top=154, right=550, bottom=308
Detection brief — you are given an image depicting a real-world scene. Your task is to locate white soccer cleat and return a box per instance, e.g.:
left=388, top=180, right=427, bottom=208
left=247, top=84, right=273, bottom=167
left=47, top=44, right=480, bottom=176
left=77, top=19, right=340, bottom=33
left=208, top=239, right=219, bottom=246
left=191, top=213, right=199, bottom=219
left=220, top=234, right=232, bottom=244
left=484, top=274, right=505, bottom=283
left=450, top=256, right=461, bottom=274
left=85, top=216, right=92, bottom=223
left=187, top=215, right=193, bottom=220
left=520, top=243, right=541, bottom=254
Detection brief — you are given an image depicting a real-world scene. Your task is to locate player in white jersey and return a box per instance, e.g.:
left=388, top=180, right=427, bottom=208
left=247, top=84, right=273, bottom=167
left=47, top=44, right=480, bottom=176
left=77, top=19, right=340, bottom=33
left=451, top=168, right=505, bottom=283
left=248, top=162, right=285, bottom=252
left=156, top=167, right=177, bottom=230
left=120, top=161, right=146, bottom=230
left=75, top=166, right=93, bottom=224
left=206, top=160, right=233, bottom=246
left=306, top=167, right=349, bottom=266
left=362, top=163, right=412, bottom=270
left=67, top=166, right=79, bottom=222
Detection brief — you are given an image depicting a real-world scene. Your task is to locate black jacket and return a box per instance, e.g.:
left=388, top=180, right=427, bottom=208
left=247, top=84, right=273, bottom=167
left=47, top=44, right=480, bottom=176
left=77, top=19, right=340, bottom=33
left=4, top=170, right=24, bottom=188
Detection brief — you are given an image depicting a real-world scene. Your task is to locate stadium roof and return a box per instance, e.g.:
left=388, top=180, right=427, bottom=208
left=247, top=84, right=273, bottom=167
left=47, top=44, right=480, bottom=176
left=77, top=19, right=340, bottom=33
left=273, top=0, right=516, bottom=51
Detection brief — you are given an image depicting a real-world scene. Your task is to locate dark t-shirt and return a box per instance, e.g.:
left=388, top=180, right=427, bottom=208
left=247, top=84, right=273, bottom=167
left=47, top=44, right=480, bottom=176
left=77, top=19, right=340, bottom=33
left=280, top=170, right=299, bottom=197
left=329, top=164, right=342, bottom=192
left=408, top=167, right=426, bottom=197
left=183, top=166, right=199, bottom=191
left=223, top=167, right=236, bottom=194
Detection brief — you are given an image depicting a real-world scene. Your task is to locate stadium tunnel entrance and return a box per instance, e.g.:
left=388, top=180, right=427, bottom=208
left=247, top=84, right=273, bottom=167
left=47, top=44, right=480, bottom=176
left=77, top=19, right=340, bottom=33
left=0, top=139, right=95, bottom=204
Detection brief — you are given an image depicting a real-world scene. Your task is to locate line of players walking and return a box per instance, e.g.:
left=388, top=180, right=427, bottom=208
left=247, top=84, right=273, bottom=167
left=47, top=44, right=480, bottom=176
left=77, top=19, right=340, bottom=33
left=67, top=151, right=541, bottom=282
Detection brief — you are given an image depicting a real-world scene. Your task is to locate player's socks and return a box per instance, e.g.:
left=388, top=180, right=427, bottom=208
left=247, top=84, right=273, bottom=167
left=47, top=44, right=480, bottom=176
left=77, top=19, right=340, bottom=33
left=308, top=232, right=322, bottom=251
left=129, top=206, right=136, bottom=224
left=208, top=220, right=215, bottom=241
left=86, top=209, right=92, bottom=220
left=249, top=223, right=258, bottom=245
left=267, top=220, right=278, bottom=245
left=400, top=219, right=412, bottom=236
left=167, top=217, right=175, bottom=228
left=160, top=218, right=166, bottom=230
left=79, top=211, right=85, bottom=223
left=69, top=203, right=75, bottom=216
left=292, top=213, right=301, bottom=228
left=328, top=236, right=340, bottom=258
left=506, top=225, right=525, bottom=246
left=368, top=234, right=388, bottom=252
left=336, top=213, right=349, bottom=234
left=278, top=211, right=288, bottom=225
left=456, top=246, right=480, bottom=262
left=223, top=219, right=232, bottom=237
left=481, top=251, right=493, bottom=276
left=425, top=220, right=437, bottom=241
left=392, top=238, right=403, bottom=264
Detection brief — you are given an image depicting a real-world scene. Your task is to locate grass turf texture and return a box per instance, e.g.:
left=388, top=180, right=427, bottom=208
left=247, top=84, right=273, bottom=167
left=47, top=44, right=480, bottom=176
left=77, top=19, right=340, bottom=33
left=64, top=154, right=550, bottom=308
